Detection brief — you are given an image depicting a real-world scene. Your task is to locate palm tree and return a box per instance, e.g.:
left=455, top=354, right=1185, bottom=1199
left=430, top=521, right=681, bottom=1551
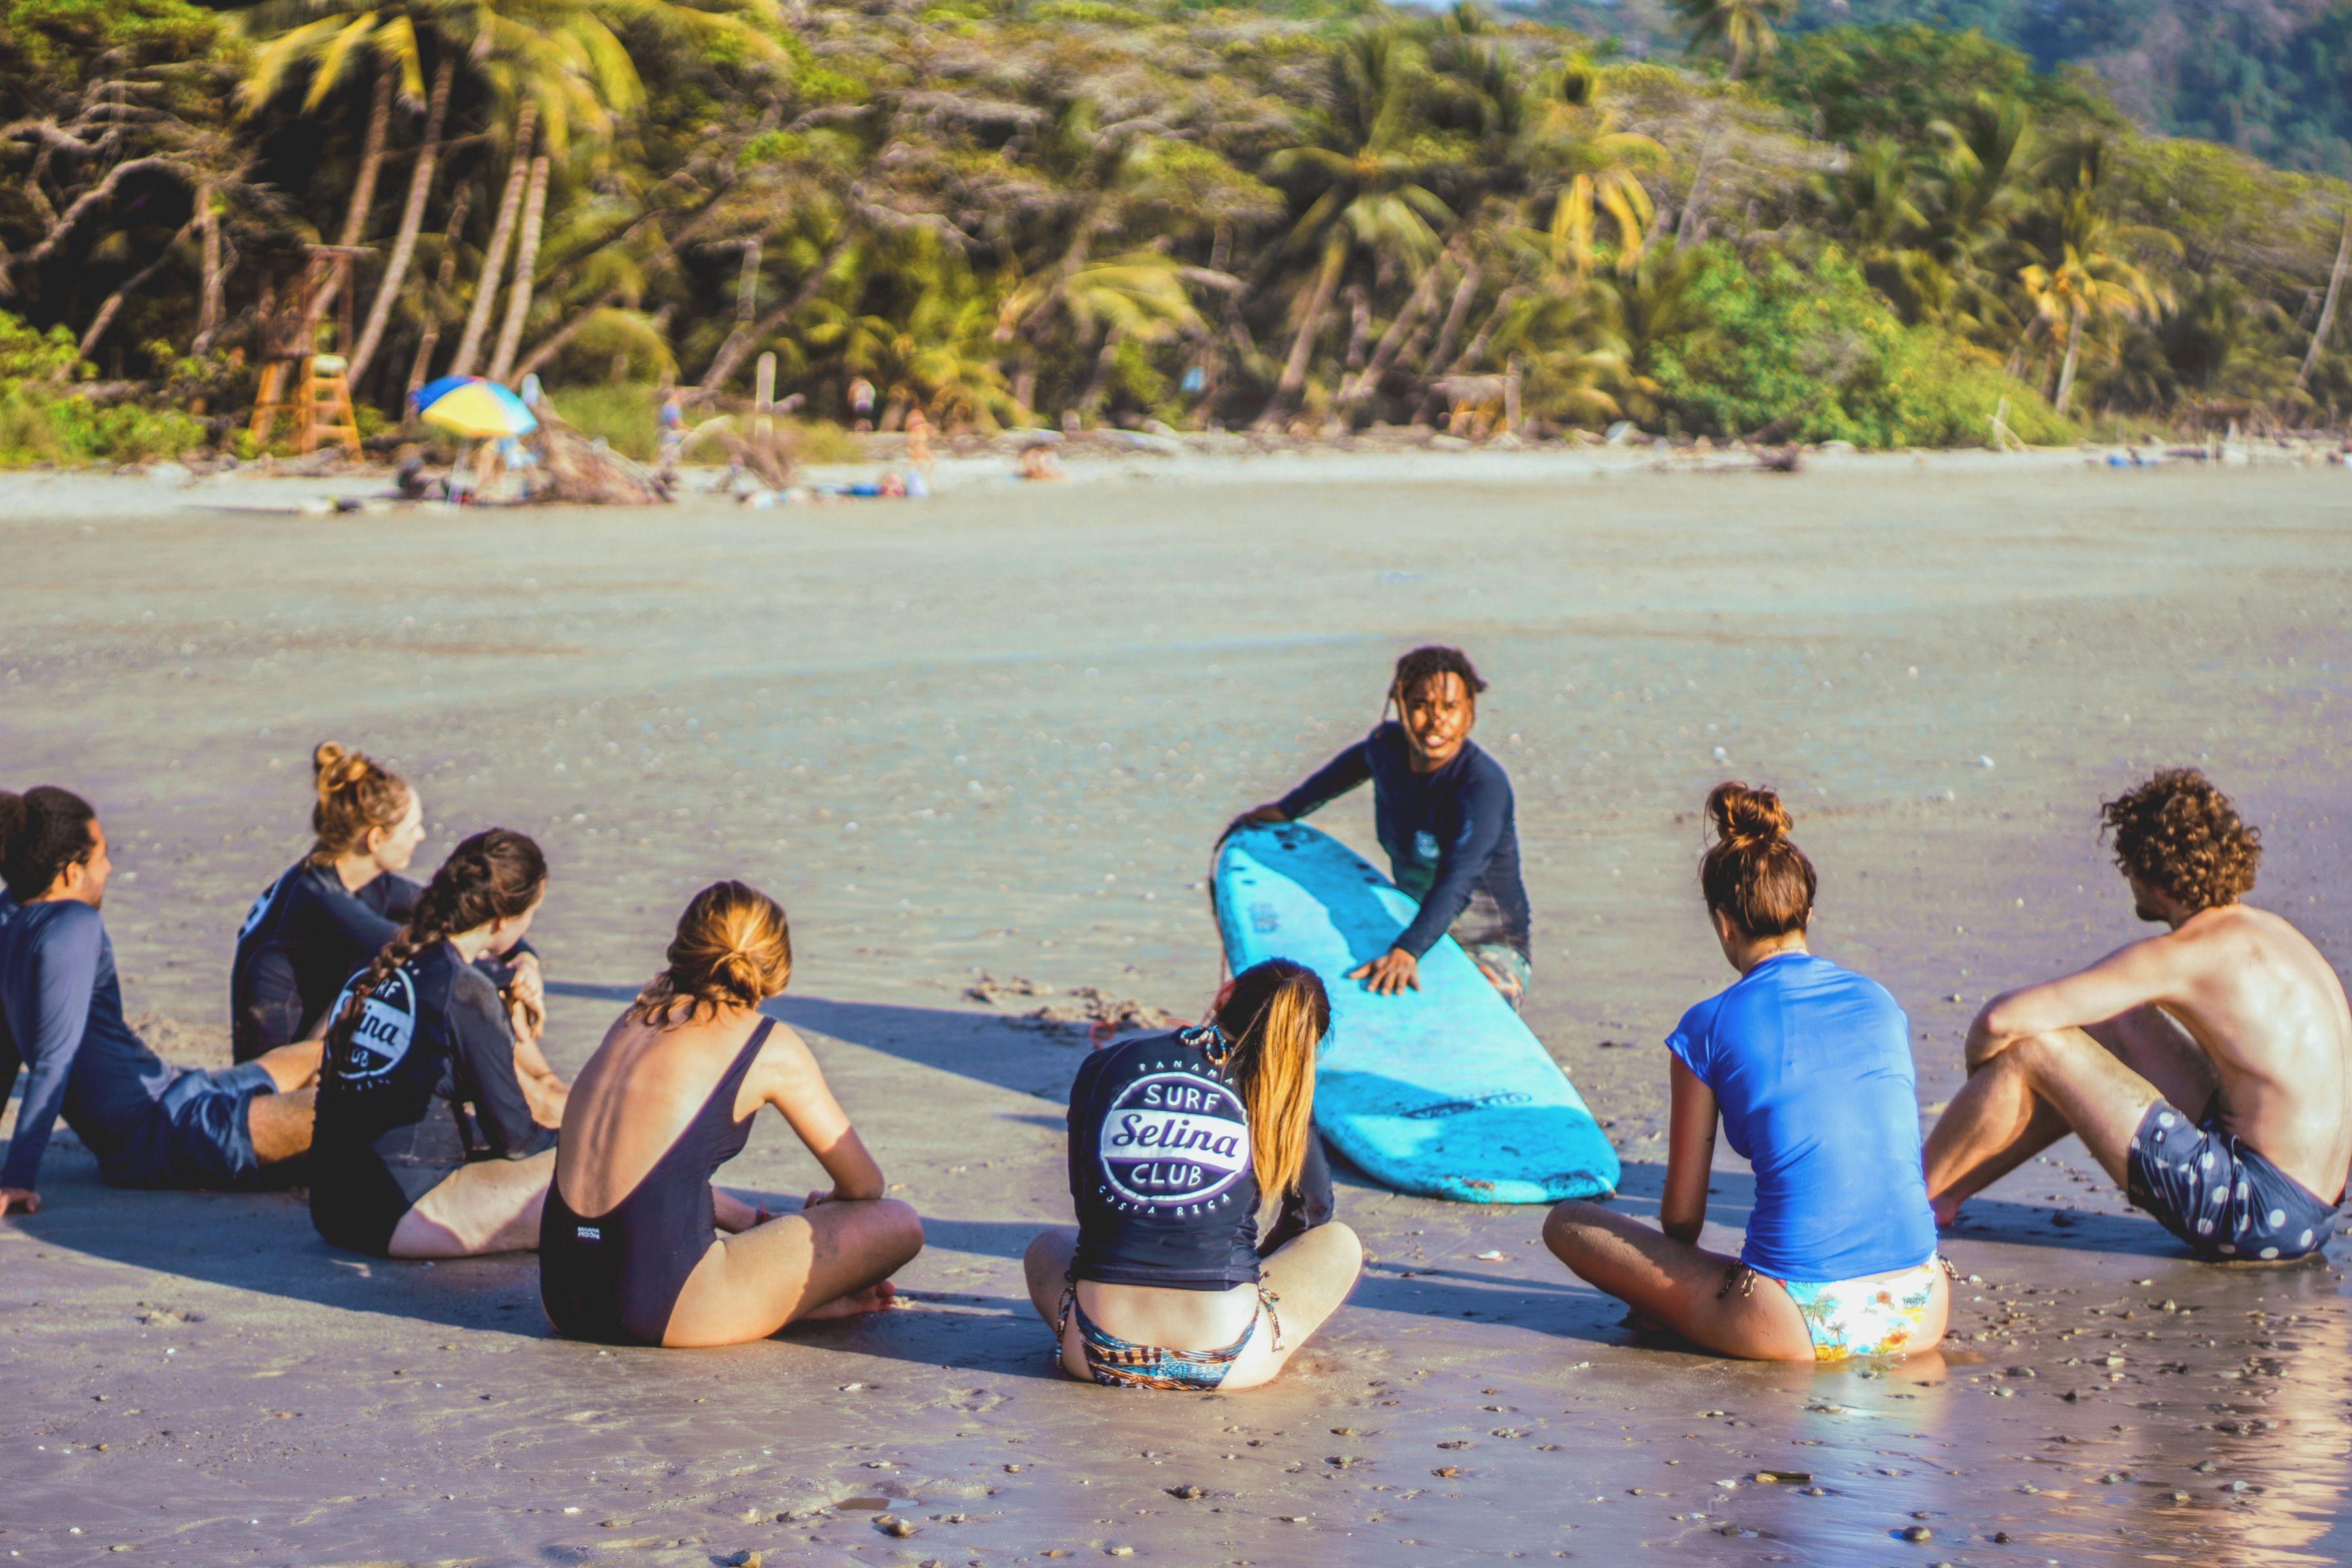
left=1669, top=0, right=1796, bottom=80
left=998, top=253, right=1203, bottom=422
left=2013, top=150, right=2178, bottom=414
left=237, top=0, right=779, bottom=386
left=1255, top=26, right=1454, bottom=429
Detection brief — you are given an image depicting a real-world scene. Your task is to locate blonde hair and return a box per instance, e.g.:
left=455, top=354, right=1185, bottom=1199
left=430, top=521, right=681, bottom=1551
left=1214, top=959, right=1331, bottom=1200
left=630, top=881, right=793, bottom=1025
left=307, top=742, right=411, bottom=864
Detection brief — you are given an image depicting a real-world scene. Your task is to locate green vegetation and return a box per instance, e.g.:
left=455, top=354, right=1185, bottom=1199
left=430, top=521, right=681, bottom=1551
left=0, top=312, right=206, bottom=466
left=1, top=0, right=2347, bottom=459
left=1518, top=1, right=2352, bottom=178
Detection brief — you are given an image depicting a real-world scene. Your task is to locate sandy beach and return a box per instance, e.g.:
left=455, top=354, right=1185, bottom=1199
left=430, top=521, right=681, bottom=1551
left=4, top=450, right=2351, bottom=1566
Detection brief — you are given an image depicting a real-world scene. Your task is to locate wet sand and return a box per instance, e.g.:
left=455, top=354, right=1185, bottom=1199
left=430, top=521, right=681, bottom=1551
left=4, top=453, right=2351, bottom=1565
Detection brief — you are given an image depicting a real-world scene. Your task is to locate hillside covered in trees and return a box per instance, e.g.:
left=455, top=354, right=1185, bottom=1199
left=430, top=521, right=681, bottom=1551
left=1516, top=0, right=2352, bottom=177
left=2, top=0, right=2349, bottom=463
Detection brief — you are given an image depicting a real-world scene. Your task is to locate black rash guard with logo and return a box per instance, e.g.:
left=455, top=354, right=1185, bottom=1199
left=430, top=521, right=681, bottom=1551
left=1067, top=1029, right=1334, bottom=1291
left=229, top=861, right=420, bottom=1061
left=308, top=939, right=555, bottom=1256
left=230, top=860, right=536, bottom=1062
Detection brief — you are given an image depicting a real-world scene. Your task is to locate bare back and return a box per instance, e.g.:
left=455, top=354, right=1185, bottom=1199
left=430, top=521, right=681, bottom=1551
left=555, top=1007, right=772, bottom=1217
left=2157, top=905, right=2352, bottom=1199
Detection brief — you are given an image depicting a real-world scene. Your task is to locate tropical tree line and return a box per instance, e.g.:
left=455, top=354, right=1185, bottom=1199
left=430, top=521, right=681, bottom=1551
left=3, top=0, right=2351, bottom=461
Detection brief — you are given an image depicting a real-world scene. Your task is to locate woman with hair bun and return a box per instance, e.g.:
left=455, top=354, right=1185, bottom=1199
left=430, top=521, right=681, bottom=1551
left=231, top=742, right=429, bottom=1062
left=310, top=829, right=559, bottom=1258
left=539, top=882, right=923, bottom=1347
left=1022, top=960, right=1364, bottom=1390
left=1543, top=783, right=1948, bottom=1363
left=231, top=742, right=563, bottom=1116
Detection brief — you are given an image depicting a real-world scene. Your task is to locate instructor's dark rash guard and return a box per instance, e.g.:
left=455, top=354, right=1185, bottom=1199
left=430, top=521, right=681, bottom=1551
left=1068, top=1030, right=1334, bottom=1290
left=0, top=895, right=182, bottom=1191
left=230, top=860, right=534, bottom=1062
left=1275, top=721, right=1532, bottom=960
left=308, top=938, right=555, bottom=1256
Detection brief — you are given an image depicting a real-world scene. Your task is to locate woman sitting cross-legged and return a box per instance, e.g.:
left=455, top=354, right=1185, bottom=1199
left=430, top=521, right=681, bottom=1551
left=539, top=881, right=923, bottom=1347
left=1022, top=959, right=1364, bottom=1390
left=1544, top=783, right=1949, bottom=1363
left=310, top=828, right=559, bottom=1259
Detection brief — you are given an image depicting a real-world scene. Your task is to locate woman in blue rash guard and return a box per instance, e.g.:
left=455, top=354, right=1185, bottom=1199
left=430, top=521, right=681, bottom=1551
left=1022, top=960, right=1362, bottom=1391
left=308, top=829, right=559, bottom=1259
left=1230, top=645, right=1533, bottom=1008
left=231, top=742, right=564, bottom=1121
left=1543, top=783, right=1948, bottom=1364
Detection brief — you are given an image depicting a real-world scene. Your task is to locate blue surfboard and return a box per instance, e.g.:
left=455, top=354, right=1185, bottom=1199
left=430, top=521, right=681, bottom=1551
left=1212, top=821, right=1620, bottom=1205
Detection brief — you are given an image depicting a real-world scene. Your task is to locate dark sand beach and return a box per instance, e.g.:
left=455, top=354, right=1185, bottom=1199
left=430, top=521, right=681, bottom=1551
left=5, top=453, right=2351, bottom=1566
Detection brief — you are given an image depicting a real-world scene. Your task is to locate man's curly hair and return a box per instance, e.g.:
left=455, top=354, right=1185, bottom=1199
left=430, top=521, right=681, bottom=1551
left=2100, top=768, right=2261, bottom=911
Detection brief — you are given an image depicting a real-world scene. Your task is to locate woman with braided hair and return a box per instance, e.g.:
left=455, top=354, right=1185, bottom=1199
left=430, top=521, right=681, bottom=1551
left=1022, top=960, right=1363, bottom=1390
left=309, top=829, right=560, bottom=1258
left=231, top=743, right=563, bottom=1119
left=1543, top=783, right=1948, bottom=1363
left=539, top=881, right=923, bottom=1347
left=1228, top=645, right=1534, bottom=1009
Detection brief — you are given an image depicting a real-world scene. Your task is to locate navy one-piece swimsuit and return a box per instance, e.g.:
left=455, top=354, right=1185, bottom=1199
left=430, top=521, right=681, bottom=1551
left=540, top=1019, right=774, bottom=1346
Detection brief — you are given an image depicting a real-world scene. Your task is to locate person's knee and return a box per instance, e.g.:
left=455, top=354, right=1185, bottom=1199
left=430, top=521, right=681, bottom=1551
left=1543, top=1198, right=1609, bottom=1258
left=875, top=1198, right=924, bottom=1263
left=1315, top=1220, right=1365, bottom=1275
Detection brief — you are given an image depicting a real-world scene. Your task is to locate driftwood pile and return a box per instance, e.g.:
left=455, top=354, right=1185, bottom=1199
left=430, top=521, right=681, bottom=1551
left=533, top=408, right=672, bottom=504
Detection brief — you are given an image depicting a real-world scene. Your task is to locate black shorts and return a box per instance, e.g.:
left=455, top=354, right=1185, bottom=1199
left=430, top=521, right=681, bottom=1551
left=101, top=1064, right=276, bottom=1190
left=2125, top=1100, right=2341, bottom=1262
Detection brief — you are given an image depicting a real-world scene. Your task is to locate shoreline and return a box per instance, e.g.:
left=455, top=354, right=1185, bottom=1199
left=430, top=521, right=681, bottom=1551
left=4, top=435, right=2342, bottom=523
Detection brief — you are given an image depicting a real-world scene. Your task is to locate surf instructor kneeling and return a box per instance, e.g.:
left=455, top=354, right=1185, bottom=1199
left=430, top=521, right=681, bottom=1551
left=1230, top=646, right=1533, bottom=1009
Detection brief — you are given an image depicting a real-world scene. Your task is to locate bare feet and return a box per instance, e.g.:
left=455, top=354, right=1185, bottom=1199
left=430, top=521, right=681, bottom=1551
left=799, top=1281, right=900, bottom=1321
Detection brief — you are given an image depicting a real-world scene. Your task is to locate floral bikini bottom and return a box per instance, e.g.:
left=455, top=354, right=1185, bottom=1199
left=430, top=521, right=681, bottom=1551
left=1723, top=1258, right=1953, bottom=1362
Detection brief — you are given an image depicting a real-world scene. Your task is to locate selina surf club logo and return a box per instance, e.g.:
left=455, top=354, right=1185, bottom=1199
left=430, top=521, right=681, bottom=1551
left=329, top=968, right=418, bottom=1081
left=1098, top=1067, right=1253, bottom=1213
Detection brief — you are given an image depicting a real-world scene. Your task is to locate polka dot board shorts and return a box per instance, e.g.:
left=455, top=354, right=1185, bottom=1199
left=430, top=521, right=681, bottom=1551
left=2125, top=1100, right=2340, bottom=1262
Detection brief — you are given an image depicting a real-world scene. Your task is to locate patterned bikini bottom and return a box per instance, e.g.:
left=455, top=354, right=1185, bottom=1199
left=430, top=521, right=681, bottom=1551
left=1055, top=1280, right=1284, bottom=1390
left=1723, top=1257, right=1953, bottom=1362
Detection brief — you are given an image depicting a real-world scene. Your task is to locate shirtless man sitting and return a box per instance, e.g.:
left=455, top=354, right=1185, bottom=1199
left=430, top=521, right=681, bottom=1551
left=1923, top=768, right=2352, bottom=1262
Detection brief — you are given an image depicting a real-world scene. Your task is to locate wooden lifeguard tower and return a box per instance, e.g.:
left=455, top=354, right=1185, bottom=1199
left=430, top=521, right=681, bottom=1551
left=248, top=244, right=370, bottom=457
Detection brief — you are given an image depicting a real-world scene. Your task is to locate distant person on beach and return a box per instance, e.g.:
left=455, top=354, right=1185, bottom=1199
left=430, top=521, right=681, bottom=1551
left=229, top=743, right=563, bottom=1117
left=308, top=829, right=559, bottom=1258
left=904, top=407, right=933, bottom=473
left=0, top=788, right=319, bottom=1217
left=1545, top=784, right=1949, bottom=1362
left=540, top=881, right=922, bottom=1346
left=657, top=388, right=687, bottom=476
left=1924, top=770, right=2352, bottom=1261
left=1228, top=645, right=1532, bottom=1008
left=1023, top=959, right=1362, bottom=1390
left=1015, top=444, right=1062, bottom=481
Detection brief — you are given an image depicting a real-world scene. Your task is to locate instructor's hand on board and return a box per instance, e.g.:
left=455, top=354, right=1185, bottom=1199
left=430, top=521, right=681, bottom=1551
left=0, top=1187, right=39, bottom=1218
left=1349, top=947, right=1420, bottom=996
left=1220, top=803, right=1287, bottom=843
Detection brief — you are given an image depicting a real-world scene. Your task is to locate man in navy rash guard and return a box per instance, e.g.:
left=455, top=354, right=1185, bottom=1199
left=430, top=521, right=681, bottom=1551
left=0, top=787, right=321, bottom=1216
left=1230, top=646, right=1535, bottom=1009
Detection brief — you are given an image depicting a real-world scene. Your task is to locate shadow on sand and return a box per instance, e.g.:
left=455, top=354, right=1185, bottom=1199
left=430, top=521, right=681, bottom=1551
left=7, top=988, right=2193, bottom=1367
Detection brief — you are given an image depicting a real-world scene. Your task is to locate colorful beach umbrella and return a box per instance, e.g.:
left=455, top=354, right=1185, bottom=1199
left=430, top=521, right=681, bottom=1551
left=412, top=376, right=538, bottom=439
